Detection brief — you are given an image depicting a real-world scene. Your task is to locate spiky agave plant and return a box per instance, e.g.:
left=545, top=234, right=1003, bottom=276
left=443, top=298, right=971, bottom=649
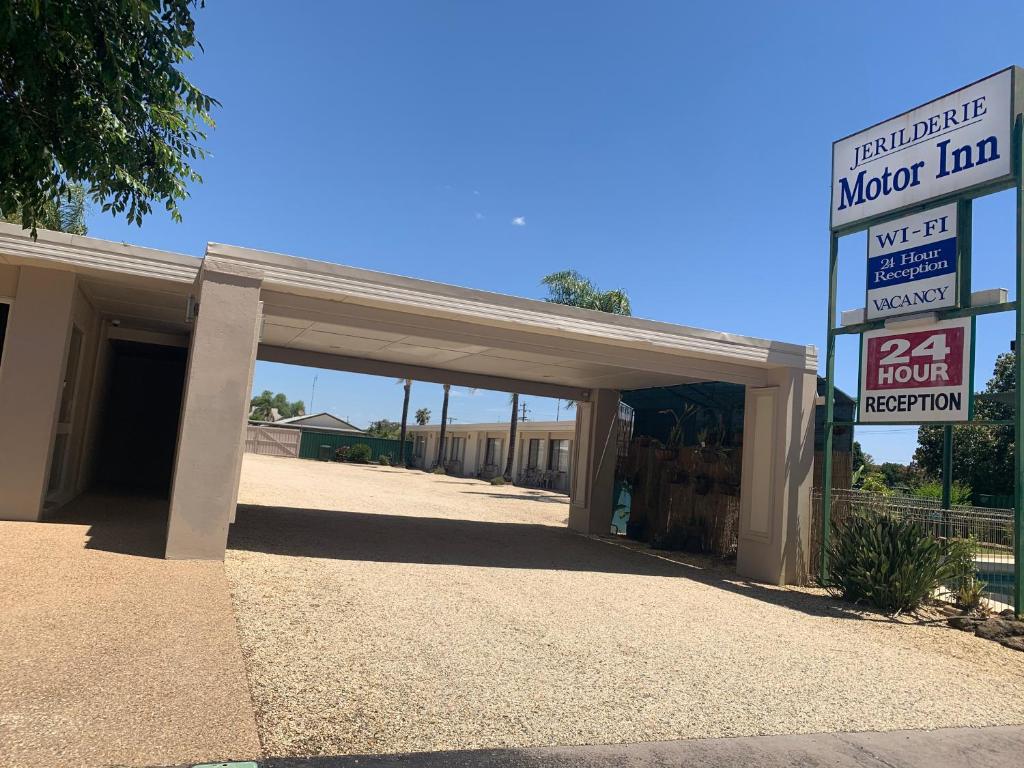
left=826, top=508, right=966, bottom=614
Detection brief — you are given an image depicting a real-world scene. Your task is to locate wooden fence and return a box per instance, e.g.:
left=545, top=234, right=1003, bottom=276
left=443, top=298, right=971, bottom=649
left=244, top=425, right=301, bottom=458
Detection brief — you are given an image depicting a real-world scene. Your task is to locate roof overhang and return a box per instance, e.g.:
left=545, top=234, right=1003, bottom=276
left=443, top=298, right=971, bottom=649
left=210, top=243, right=817, bottom=394
left=0, top=224, right=818, bottom=396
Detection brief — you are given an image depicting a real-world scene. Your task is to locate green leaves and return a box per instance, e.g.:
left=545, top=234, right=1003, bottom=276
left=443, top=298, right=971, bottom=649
left=0, top=0, right=218, bottom=234
left=827, top=508, right=974, bottom=614
left=250, top=390, right=304, bottom=421
left=914, top=352, right=1015, bottom=495
left=540, top=270, right=633, bottom=316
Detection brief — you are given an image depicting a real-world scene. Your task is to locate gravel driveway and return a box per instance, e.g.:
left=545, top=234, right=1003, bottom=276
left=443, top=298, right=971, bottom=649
left=227, top=454, right=1024, bottom=758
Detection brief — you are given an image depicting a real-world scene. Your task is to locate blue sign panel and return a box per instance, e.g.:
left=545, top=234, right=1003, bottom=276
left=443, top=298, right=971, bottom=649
left=865, top=203, right=958, bottom=320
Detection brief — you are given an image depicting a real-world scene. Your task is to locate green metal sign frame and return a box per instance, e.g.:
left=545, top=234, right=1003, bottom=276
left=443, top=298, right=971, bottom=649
left=822, top=114, right=1024, bottom=617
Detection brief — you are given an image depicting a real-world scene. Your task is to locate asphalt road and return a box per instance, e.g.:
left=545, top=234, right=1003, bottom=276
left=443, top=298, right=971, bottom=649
left=248, top=725, right=1024, bottom=768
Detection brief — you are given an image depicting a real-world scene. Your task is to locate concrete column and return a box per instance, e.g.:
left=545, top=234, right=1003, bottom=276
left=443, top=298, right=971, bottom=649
left=512, top=436, right=524, bottom=479
left=228, top=300, right=263, bottom=524
left=166, top=258, right=263, bottom=560
left=736, top=368, right=816, bottom=585
left=463, top=432, right=479, bottom=476
left=0, top=267, right=76, bottom=520
left=568, top=389, right=619, bottom=534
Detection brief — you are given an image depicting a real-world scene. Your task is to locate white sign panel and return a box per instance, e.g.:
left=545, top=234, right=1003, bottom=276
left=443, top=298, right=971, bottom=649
left=866, top=203, right=957, bottom=320
left=832, top=69, right=1014, bottom=230
left=859, top=316, right=971, bottom=423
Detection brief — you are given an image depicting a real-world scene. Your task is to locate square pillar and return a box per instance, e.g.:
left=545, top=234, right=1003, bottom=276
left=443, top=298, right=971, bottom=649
left=568, top=389, right=619, bottom=534
left=228, top=299, right=263, bottom=524
left=736, top=368, right=816, bottom=585
left=166, top=258, right=263, bottom=560
left=0, top=267, right=76, bottom=520
left=463, top=432, right=480, bottom=476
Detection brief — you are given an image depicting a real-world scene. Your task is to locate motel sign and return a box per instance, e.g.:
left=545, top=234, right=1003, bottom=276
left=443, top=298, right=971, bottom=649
left=832, top=69, right=1014, bottom=230
left=859, top=317, right=971, bottom=423
left=823, top=65, right=1024, bottom=609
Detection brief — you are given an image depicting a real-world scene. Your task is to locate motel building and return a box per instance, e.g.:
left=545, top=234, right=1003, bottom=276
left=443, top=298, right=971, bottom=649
left=408, top=420, right=576, bottom=492
left=0, top=223, right=817, bottom=585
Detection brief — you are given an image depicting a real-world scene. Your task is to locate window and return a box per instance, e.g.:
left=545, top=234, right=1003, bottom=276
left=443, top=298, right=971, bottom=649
left=548, top=439, right=569, bottom=472
left=484, top=437, right=502, bottom=466
left=0, top=302, right=9, bottom=368
left=527, top=438, right=541, bottom=469
left=447, top=436, right=464, bottom=461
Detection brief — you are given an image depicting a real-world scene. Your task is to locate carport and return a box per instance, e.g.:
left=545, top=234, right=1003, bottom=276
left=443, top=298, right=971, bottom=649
left=0, top=224, right=817, bottom=583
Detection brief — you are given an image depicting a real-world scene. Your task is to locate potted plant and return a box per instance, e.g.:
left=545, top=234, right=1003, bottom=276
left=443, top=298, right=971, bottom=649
left=696, top=420, right=729, bottom=465
left=656, top=404, right=698, bottom=462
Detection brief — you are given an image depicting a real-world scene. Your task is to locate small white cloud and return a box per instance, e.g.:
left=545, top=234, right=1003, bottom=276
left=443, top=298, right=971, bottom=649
left=474, top=211, right=484, bottom=220
left=511, top=216, right=526, bottom=226
left=473, top=189, right=480, bottom=196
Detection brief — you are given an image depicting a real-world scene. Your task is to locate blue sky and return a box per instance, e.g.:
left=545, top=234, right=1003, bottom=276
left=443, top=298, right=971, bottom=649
left=82, top=1, right=1024, bottom=461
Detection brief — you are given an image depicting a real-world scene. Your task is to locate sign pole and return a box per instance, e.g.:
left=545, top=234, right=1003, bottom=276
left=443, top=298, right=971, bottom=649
left=1015, top=115, right=1024, bottom=617
left=821, top=232, right=839, bottom=583
left=941, top=426, right=953, bottom=510
left=942, top=199, right=974, bottom=531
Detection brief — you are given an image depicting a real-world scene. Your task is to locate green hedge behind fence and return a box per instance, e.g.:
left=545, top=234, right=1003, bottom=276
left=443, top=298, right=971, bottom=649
left=298, top=430, right=413, bottom=464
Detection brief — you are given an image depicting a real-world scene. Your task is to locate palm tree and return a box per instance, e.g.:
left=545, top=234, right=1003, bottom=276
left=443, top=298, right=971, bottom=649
left=540, top=270, right=632, bottom=315
left=503, top=392, right=519, bottom=482
left=435, top=384, right=451, bottom=470
left=1, top=181, right=87, bottom=235
left=397, top=378, right=412, bottom=467
left=249, top=390, right=276, bottom=421
left=556, top=399, right=576, bottom=420
left=415, top=407, right=431, bottom=425
left=249, top=390, right=304, bottom=421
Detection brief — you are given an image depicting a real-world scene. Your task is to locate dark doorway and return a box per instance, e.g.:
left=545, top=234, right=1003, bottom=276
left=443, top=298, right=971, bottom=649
left=94, top=340, right=187, bottom=496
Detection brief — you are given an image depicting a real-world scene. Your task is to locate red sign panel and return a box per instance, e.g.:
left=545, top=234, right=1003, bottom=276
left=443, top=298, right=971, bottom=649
left=864, top=326, right=964, bottom=391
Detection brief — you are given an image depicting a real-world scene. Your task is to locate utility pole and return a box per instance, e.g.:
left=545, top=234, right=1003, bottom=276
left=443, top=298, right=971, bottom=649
left=310, top=374, right=318, bottom=412
left=520, top=401, right=529, bottom=422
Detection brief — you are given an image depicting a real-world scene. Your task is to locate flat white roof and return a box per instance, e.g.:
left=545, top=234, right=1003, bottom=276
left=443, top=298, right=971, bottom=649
left=409, top=420, right=574, bottom=433
left=0, top=224, right=818, bottom=396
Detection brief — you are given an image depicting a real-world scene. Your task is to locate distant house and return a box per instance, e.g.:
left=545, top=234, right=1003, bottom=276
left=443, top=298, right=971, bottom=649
left=408, top=420, right=575, bottom=493
left=251, top=412, right=364, bottom=435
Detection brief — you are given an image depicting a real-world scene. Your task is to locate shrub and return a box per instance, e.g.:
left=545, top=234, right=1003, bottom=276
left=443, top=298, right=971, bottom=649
left=431, top=465, right=447, bottom=475
left=347, top=443, right=372, bottom=464
left=827, top=508, right=967, bottom=614
left=858, top=472, right=891, bottom=495
left=955, top=576, right=988, bottom=611
left=377, top=454, right=391, bottom=466
left=940, top=537, right=986, bottom=609
left=912, top=480, right=973, bottom=505
left=334, top=446, right=350, bottom=462
left=490, top=476, right=507, bottom=486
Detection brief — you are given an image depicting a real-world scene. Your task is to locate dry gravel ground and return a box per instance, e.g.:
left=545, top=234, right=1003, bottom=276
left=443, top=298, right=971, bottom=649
left=0, top=494, right=260, bottom=768
left=229, top=455, right=1024, bottom=759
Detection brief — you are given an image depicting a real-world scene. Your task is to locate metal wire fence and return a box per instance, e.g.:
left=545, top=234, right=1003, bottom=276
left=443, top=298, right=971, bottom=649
left=811, top=488, right=1015, bottom=608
